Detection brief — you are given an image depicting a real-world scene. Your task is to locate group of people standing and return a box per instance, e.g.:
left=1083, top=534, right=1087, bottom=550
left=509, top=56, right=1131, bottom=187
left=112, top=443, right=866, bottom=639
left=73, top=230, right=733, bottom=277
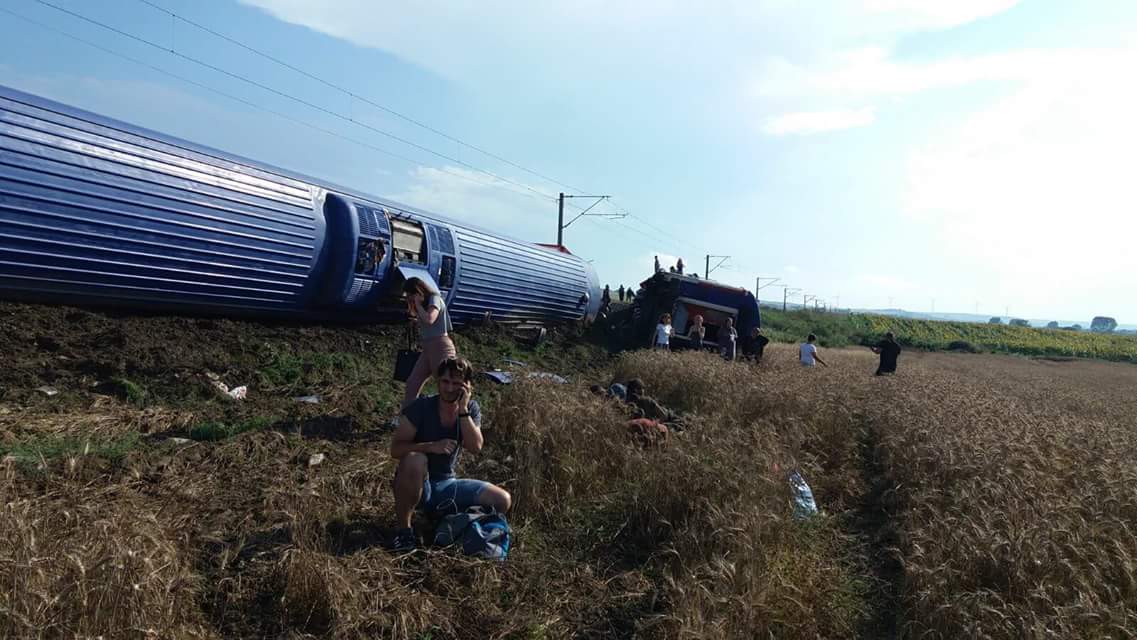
left=651, top=311, right=902, bottom=374
left=652, top=313, right=769, bottom=362
left=600, top=284, right=636, bottom=311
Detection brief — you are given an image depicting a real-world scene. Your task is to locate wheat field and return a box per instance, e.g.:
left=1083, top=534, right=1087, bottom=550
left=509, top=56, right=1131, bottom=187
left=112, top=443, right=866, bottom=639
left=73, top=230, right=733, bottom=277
left=2, top=307, right=1136, bottom=638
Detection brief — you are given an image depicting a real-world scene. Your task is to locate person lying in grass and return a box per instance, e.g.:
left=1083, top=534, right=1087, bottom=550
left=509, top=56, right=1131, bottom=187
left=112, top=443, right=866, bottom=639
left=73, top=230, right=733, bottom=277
left=389, top=357, right=511, bottom=552
left=625, top=378, right=685, bottom=432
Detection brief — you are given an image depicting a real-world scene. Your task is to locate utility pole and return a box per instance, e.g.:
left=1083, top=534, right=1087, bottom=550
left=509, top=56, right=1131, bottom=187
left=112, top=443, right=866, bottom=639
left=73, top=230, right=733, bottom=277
left=782, top=287, right=800, bottom=312
left=756, top=277, right=780, bottom=303
left=556, top=192, right=619, bottom=247
left=804, top=294, right=816, bottom=311
left=705, top=254, right=730, bottom=278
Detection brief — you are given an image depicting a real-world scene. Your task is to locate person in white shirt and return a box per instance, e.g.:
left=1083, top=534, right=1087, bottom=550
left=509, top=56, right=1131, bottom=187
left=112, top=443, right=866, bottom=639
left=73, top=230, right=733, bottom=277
left=800, top=333, right=828, bottom=367
left=654, top=313, right=673, bottom=350
left=720, top=317, right=738, bottom=361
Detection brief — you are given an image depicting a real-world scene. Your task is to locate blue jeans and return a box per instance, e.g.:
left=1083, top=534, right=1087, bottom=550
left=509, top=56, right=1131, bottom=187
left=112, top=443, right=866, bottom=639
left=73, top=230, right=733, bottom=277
left=419, top=476, right=490, bottom=514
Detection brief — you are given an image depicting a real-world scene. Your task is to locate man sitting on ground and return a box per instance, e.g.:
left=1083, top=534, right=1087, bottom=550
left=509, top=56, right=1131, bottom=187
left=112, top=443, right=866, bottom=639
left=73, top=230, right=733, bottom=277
left=390, top=357, right=511, bottom=552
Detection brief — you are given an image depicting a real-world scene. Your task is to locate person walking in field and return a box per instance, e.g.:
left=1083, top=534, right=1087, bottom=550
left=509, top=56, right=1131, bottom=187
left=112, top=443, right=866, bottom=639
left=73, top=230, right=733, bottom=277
left=687, top=314, right=706, bottom=351
left=800, top=333, right=828, bottom=367
left=654, top=313, right=673, bottom=350
left=401, top=277, right=457, bottom=409
left=871, top=331, right=902, bottom=375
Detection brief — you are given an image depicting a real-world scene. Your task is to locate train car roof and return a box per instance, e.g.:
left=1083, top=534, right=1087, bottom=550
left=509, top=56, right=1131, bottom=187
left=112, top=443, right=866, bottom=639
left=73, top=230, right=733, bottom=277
left=640, top=271, right=750, bottom=295
left=0, top=84, right=576, bottom=254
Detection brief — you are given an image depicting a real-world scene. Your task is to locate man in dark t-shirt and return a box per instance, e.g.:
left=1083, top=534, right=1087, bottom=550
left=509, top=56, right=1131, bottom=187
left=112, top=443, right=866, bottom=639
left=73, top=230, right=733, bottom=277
left=389, top=357, right=511, bottom=552
left=871, top=332, right=902, bottom=375
left=742, top=327, right=770, bottom=362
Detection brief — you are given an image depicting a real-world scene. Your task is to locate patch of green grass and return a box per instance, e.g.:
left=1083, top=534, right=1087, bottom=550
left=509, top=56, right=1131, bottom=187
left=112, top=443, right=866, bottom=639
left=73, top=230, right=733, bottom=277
left=759, top=308, right=1137, bottom=362
left=112, top=376, right=147, bottom=405
left=256, top=343, right=377, bottom=391
left=189, top=416, right=276, bottom=442
left=0, top=432, right=141, bottom=466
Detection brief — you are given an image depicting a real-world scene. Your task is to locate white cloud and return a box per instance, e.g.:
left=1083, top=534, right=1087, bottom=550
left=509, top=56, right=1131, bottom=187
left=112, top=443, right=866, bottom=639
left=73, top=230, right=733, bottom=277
left=862, top=0, right=1021, bottom=30
left=752, top=47, right=1062, bottom=101
left=238, top=1, right=1023, bottom=97
left=900, top=48, right=1137, bottom=296
left=784, top=265, right=800, bottom=274
left=761, top=107, right=874, bottom=135
left=388, top=165, right=553, bottom=242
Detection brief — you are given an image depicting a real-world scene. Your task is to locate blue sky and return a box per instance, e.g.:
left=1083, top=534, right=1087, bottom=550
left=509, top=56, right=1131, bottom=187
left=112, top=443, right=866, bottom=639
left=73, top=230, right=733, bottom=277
left=2, top=0, right=1135, bottom=323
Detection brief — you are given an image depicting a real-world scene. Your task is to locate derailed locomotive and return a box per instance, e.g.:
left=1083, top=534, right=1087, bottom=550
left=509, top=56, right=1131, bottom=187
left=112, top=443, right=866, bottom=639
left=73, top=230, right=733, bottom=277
left=0, top=85, right=601, bottom=325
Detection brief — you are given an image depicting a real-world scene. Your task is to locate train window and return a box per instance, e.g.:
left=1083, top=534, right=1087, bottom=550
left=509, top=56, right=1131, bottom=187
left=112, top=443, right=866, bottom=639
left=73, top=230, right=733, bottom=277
left=354, top=238, right=385, bottom=275
left=439, top=256, right=456, bottom=289
left=390, top=219, right=426, bottom=263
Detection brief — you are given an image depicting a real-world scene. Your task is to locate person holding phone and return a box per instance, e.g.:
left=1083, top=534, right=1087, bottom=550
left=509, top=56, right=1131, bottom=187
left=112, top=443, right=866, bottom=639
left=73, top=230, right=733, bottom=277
left=389, top=358, right=511, bottom=552
left=401, top=277, right=457, bottom=410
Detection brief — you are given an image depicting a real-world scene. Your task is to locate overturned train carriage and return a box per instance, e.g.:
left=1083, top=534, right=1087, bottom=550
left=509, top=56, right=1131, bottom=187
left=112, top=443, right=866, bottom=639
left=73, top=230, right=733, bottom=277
left=0, top=85, right=601, bottom=325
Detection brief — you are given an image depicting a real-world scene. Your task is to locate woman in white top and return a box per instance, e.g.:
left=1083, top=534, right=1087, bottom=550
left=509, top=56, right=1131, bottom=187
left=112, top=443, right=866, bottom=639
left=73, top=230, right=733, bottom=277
left=799, top=333, right=828, bottom=367
left=654, top=313, right=673, bottom=350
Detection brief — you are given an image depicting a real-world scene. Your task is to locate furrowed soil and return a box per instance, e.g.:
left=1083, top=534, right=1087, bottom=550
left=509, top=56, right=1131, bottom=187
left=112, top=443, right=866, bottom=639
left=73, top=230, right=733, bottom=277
left=3, top=301, right=1137, bottom=639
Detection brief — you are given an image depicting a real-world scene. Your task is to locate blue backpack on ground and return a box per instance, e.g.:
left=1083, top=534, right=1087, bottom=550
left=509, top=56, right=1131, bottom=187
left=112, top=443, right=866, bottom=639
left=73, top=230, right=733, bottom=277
left=433, top=507, right=511, bottom=560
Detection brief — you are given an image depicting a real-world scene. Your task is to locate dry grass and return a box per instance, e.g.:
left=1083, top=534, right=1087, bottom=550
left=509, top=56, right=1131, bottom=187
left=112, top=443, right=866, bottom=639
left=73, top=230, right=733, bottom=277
left=859, top=351, right=1137, bottom=638
left=4, top=301, right=1137, bottom=638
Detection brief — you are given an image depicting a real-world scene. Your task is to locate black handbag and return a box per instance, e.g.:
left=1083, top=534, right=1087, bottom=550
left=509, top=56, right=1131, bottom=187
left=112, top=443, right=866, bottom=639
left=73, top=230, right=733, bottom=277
left=393, top=323, right=421, bottom=382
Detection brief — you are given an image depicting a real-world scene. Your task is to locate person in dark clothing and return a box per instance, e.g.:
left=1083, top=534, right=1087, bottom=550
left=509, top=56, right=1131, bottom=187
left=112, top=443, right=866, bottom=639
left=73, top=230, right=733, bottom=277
left=871, top=332, right=902, bottom=375
left=389, top=358, right=510, bottom=552
left=625, top=378, right=684, bottom=430
left=618, top=284, right=626, bottom=302
left=601, top=285, right=611, bottom=313
left=742, top=327, right=770, bottom=362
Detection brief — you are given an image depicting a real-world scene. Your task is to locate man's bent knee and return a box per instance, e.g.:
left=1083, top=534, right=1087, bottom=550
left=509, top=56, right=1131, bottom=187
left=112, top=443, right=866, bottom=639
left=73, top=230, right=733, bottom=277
left=396, top=452, right=428, bottom=480
left=480, top=484, right=511, bottom=513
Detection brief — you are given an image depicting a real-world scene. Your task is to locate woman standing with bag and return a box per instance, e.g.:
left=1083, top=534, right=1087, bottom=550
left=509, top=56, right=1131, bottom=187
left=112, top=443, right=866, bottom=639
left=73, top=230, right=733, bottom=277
left=401, top=277, right=457, bottom=409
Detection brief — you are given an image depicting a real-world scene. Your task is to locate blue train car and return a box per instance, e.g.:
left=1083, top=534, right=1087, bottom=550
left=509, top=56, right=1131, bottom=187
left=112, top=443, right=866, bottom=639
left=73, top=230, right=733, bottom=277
left=0, top=85, right=600, bottom=325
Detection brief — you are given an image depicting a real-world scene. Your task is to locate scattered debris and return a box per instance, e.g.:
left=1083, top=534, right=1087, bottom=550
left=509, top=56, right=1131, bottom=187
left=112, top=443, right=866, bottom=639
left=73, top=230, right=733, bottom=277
left=527, top=372, right=568, bottom=384
left=167, top=437, right=192, bottom=446
left=203, top=372, right=247, bottom=400
left=294, top=395, right=321, bottom=404
left=307, top=453, right=326, bottom=467
left=502, top=358, right=527, bottom=368
left=789, top=471, right=819, bottom=519
left=483, top=370, right=569, bottom=385
left=35, top=386, right=58, bottom=396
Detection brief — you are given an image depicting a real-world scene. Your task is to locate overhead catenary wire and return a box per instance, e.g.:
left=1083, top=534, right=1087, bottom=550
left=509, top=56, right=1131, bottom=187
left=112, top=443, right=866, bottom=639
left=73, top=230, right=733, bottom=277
left=0, top=5, right=554, bottom=207
left=15, top=1, right=767, bottom=283
left=134, top=0, right=592, bottom=197
left=31, top=0, right=561, bottom=204
left=106, top=0, right=723, bottom=266
left=4, top=1, right=691, bottom=268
